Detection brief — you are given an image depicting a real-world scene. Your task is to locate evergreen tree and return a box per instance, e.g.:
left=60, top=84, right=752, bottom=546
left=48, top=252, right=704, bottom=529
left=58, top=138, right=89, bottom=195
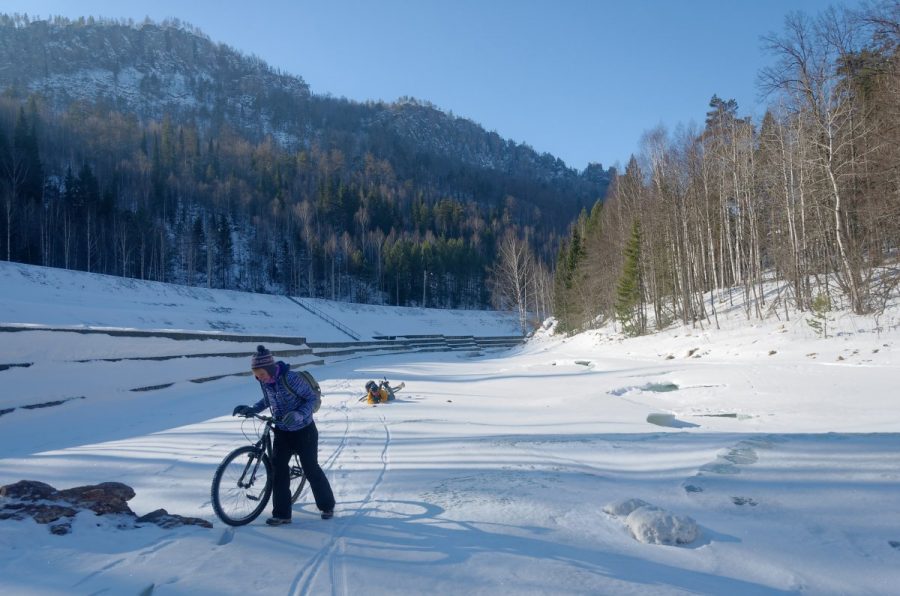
left=615, top=220, right=645, bottom=337
left=552, top=240, right=573, bottom=332
left=77, top=163, right=100, bottom=209
left=192, top=216, right=206, bottom=276
left=806, top=293, right=831, bottom=338
left=216, top=214, right=233, bottom=287
left=12, top=106, right=43, bottom=202
left=0, top=125, right=12, bottom=261
left=0, top=125, right=10, bottom=175
left=62, top=166, right=77, bottom=204
left=567, top=226, right=585, bottom=275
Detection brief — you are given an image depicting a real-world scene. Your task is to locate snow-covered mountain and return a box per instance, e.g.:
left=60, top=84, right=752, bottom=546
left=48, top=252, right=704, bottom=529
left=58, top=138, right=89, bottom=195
left=1, top=17, right=308, bottom=142
left=0, top=15, right=611, bottom=191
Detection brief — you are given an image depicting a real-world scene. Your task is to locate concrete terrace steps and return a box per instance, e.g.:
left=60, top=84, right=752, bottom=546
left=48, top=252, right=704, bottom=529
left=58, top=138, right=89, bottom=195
left=308, top=334, right=524, bottom=359
left=185, top=359, right=327, bottom=385
left=372, top=334, right=444, bottom=340
left=129, top=358, right=326, bottom=392
left=0, top=325, right=307, bottom=346
left=0, top=325, right=523, bottom=394
left=75, top=347, right=315, bottom=364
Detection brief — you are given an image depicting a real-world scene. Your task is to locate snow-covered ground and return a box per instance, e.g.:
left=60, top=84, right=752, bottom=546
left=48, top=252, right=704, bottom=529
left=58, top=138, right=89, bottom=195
left=0, top=262, right=521, bottom=340
left=1, top=262, right=899, bottom=595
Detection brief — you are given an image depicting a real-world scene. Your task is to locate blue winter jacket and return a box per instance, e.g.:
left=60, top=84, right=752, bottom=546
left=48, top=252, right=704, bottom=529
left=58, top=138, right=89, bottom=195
left=249, top=361, right=318, bottom=431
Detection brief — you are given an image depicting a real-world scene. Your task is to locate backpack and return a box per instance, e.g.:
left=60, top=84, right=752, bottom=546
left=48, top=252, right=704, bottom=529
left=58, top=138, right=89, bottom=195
left=278, top=370, right=322, bottom=413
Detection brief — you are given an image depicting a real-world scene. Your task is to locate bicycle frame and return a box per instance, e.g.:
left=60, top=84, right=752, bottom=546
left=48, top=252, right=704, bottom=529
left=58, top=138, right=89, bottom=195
left=236, top=414, right=275, bottom=490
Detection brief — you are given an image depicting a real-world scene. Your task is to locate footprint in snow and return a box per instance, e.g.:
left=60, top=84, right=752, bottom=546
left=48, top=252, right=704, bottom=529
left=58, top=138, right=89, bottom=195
left=217, top=528, right=235, bottom=546
left=722, top=446, right=758, bottom=465
left=699, top=461, right=741, bottom=475
left=731, top=496, right=758, bottom=507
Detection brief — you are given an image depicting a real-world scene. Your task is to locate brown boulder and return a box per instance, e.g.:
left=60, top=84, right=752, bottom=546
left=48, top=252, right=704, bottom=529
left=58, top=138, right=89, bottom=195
left=0, top=480, right=57, bottom=501
left=1, top=480, right=211, bottom=533
left=136, top=508, right=213, bottom=529
left=56, top=482, right=136, bottom=515
left=30, top=504, right=79, bottom=524
left=0, top=503, right=78, bottom=524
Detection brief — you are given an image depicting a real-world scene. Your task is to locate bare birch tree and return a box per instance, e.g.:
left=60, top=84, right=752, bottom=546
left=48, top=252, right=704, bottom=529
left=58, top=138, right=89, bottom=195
left=490, top=229, right=534, bottom=334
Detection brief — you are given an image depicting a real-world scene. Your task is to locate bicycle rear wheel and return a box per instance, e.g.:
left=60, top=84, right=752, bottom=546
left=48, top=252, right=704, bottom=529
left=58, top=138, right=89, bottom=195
left=289, top=455, right=307, bottom=503
left=211, top=446, right=272, bottom=526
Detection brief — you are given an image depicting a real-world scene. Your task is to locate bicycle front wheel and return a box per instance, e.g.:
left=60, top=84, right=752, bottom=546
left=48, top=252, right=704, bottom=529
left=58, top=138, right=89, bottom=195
left=289, top=455, right=307, bottom=504
left=211, top=446, right=272, bottom=526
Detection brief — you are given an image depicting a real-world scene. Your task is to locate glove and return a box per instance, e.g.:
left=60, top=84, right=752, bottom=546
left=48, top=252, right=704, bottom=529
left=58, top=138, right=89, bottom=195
left=232, top=405, right=254, bottom=417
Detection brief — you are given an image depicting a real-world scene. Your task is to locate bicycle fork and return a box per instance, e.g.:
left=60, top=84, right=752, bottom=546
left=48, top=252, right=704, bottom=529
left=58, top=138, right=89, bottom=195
left=239, top=450, right=265, bottom=500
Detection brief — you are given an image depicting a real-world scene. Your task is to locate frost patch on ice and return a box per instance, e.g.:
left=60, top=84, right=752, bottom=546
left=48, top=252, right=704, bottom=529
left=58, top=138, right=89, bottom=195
left=699, top=461, right=741, bottom=474
left=684, top=439, right=774, bottom=494
left=609, top=382, right=679, bottom=396
left=604, top=498, right=700, bottom=546
left=699, top=442, right=760, bottom=473
left=722, top=446, right=758, bottom=465
left=695, top=412, right=755, bottom=420
left=731, top=496, right=758, bottom=506
left=646, top=413, right=699, bottom=428
left=549, top=359, right=595, bottom=369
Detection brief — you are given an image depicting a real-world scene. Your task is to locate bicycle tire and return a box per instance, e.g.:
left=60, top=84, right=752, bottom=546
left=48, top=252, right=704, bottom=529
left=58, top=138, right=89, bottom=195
left=289, top=455, right=307, bottom=504
left=211, top=445, right=272, bottom=526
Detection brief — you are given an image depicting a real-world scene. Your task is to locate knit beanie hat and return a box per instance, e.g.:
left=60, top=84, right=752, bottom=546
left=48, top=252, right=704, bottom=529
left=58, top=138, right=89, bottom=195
left=251, top=345, right=275, bottom=370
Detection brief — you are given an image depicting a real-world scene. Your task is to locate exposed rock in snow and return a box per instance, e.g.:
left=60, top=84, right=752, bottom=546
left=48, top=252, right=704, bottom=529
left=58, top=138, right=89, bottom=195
left=602, top=498, right=651, bottom=517
left=624, top=506, right=699, bottom=545
left=0, top=480, right=212, bottom=534
left=604, top=498, right=700, bottom=546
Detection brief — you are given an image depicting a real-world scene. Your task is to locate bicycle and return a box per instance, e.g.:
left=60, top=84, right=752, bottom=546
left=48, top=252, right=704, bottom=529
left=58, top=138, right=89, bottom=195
left=210, top=413, right=307, bottom=526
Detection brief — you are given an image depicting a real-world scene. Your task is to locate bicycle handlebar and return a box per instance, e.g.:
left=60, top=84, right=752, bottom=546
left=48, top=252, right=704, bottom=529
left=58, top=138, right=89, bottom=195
left=235, top=412, right=278, bottom=424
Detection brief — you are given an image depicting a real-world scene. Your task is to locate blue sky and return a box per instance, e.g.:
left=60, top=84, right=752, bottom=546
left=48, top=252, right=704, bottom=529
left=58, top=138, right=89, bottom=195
left=5, top=1, right=860, bottom=171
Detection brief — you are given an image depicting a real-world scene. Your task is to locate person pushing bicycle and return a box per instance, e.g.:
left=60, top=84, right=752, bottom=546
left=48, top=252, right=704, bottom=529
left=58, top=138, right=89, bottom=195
left=232, top=345, right=335, bottom=525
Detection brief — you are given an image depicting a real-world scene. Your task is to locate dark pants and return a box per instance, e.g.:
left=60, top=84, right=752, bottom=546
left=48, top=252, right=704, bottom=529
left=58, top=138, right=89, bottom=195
left=271, top=422, right=335, bottom=519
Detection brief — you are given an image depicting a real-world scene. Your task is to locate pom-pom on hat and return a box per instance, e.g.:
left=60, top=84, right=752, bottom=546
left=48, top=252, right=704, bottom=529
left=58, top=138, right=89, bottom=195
left=251, top=345, right=275, bottom=369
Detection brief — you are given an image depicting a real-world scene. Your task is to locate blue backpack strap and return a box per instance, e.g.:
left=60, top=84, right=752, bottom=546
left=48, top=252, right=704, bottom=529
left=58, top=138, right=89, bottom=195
left=280, top=373, right=298, bottom=398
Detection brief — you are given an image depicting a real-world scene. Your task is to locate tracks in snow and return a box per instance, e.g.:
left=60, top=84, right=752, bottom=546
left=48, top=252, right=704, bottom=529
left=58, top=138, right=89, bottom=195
left=67, top=387, right=392, bottom=595
left=290, top=410, right=392, bottom=596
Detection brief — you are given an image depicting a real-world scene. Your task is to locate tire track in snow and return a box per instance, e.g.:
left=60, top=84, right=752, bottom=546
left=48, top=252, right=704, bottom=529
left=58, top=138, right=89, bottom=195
left=68, top=534, right=188, bottom=592
left=321, top=397, right=352, bottom=472
left=315, top=378, right=354, bottom=474
left=289, top=414, right=391, bottom=596
left=71, top=558, right=128, bottom=588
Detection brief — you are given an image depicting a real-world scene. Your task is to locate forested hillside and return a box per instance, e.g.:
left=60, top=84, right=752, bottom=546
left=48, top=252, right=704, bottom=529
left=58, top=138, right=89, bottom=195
left=0, top=14, right=611, bottom=315
left=555, top=2, right=899, bottom=334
